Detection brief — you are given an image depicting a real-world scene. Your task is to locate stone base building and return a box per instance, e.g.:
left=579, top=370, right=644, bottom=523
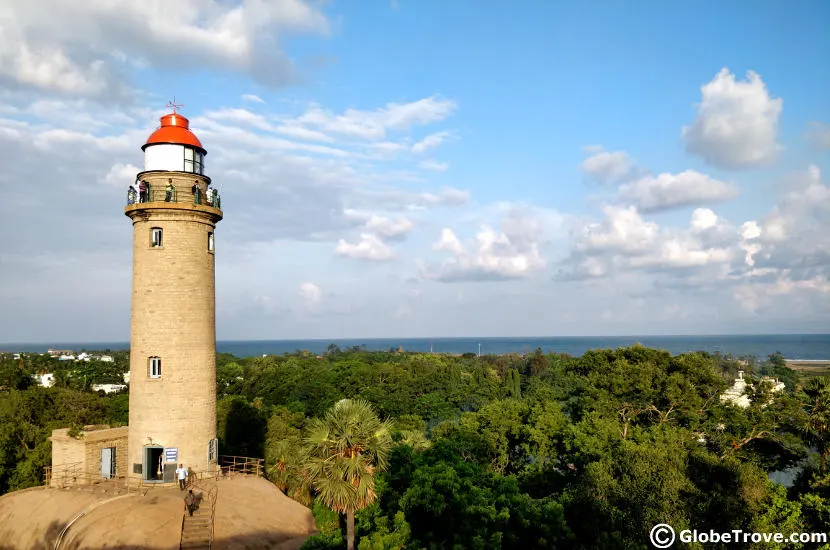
left=50, top=426, right=128, bottom=487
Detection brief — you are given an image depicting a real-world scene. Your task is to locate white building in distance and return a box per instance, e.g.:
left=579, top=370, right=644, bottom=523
left=720, top=370, right=786, bottom=409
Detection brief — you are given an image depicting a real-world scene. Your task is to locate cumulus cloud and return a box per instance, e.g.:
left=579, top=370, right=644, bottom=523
left=427, top=207, right=558, bottom=282
left=0, top=0, right=330, bottom=97
left=580, top=147, right=634, bottom=183
left=805, top=122, right=830, bottom=150
left=363, top=214, right=414, bottom=238
left=616, top=170, right=739, bottom=212
left=682, top=68, right=782, bottom=169
left=343, top=211, right=414, bottom=242
left=298, top=282, right=322, bottom=303
left=335, top=234, right=395, bottom=261
left=101, top=163, right=140, bottom=187
left=561, top=206, right=736, bottom=279
left=737, top=165, right=830, bottom=279
left=555, top=165, right=829, bottom=321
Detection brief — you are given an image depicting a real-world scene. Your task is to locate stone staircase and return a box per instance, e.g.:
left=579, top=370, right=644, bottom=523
left=180, top=504, right=212, bottom=549
left=180, top=483, right=217, bottom=550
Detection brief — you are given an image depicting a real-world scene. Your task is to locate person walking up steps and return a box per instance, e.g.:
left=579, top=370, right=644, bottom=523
left=176, top=463, right=187, bottom=490
left=184, top=490, right=197, bottom=516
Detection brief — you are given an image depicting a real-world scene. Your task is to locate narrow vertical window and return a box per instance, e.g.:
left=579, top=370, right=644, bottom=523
left=184, top=147, right=194, bottom=173
left=150, top=228, right=163, bottom=247
left=208, top=231, right=214, bottom=252
left=148, top=357, right=162, bottom=378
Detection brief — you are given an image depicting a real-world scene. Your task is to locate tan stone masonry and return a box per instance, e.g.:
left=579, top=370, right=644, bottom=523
left=125, top=170, right=222, bottom=478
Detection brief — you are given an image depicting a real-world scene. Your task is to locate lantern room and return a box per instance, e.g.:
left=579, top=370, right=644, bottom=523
left=142, top=113, right=206, bottom=175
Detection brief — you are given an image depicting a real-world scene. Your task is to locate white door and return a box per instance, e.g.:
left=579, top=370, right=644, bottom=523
left=101, top=447, right=115, bottom=479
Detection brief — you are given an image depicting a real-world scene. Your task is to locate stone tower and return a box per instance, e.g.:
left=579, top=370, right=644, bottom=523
left=124, top=106, right=222, bottom=481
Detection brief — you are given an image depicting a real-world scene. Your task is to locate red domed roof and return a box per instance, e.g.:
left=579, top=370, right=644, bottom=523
left=142, top=113, right=205, bottom=153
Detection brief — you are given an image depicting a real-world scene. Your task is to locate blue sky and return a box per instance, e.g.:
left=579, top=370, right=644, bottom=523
left=0, top=0, right=828, bottom=342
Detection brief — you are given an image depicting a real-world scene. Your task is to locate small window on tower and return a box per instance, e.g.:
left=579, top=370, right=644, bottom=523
left=151, top=228, right=163, bottom=248
left=148, top=357, right=162, bottom=378
left=208, top=232, right=214, bottom=252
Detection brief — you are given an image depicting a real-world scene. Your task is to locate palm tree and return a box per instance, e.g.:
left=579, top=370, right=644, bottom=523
left=802, top=377, right=830, bottom=474
left=304, top=399, right=393, bottom=550
left=268, top=437, right=313, bottom=506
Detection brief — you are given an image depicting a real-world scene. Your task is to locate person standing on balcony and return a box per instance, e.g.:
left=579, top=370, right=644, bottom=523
left=139, top=180, right=148, bottom=203
left=192, top=183, right=201, bottom=205
left=165, top=181, right=174, bottom=202
left=128, top=184, right=137, bottom=205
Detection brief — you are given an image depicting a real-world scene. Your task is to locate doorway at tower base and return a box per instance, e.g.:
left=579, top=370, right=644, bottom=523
left=139, top=445, right=175, bottom=482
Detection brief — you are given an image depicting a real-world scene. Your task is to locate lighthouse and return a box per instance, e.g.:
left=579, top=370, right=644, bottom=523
left=124, top=103, right=222, bottom=481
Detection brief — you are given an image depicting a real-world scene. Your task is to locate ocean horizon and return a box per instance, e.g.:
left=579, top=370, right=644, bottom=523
left=2, top=334, right=829, bottom=360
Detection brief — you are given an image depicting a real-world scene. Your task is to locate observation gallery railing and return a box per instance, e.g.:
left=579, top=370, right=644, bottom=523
left=126, top=187, right=221, bottom=209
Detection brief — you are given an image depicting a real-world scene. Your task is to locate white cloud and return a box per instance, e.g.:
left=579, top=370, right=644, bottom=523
left=555, top=165, right=829, bottom=323
left=412, top=131, right=452, bottom=154
left=434, top=228, right=464, bottom=255
left=563, top=206, right=736, bottom=278
left=420, top=187, right=469, bottom=206
left=101, top=163, right=140, bottom=187
left=575, top=206, right=659, bottom=256
left=738, top=221, right=763, bottom=267
left=616, top=170, right=739, bottom=212
left=335, top=234, right=395, bottom=261
left=580, top=147, right=633, bottom=183
left=419, top=159, right=449, bottom=172
left=273, top=124, right=335, bottom=143
left=805, top=122, right=830, bottom=150
left=296, top=96, right=456, bottom=141
left=203, top=107, right=277, bottom=132
left=0, top=0, right=331, bottom=97
left=364, top=214, right=414, bottom=238
left=298, top=282, right=322, bottom=303
left=428, top=207, right=555, bottom=282
left=682, top=68, right=782, bottom=169
left=733, top=275, right=830, bottom=314
left=344, top=211, right=415, bottom=239
left=736, top=165, right=830, bottom=278
left=363, top=186, right=469, bottom=210
left=242, top=94, right=265, bottom=104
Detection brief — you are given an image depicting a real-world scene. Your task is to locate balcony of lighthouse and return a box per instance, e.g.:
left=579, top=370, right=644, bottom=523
left=125, top=173, right=222, bottom=220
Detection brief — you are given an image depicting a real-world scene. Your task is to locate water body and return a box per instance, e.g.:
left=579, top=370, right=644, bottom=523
left=3, top=334, right=829, bottom=359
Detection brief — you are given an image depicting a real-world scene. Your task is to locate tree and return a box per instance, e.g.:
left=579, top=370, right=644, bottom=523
left=305, top=399, right=394, bottom=550
left=800, top=378, right=830, bottom=474
left=506, top=368, right=521, bottom=399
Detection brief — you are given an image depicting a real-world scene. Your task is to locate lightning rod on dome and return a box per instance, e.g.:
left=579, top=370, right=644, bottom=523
left=166, top=96, right=184, bottom=114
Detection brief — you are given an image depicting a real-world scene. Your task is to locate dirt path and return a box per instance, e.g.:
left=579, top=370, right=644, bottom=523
left=0, top=477, right=316, bottom=550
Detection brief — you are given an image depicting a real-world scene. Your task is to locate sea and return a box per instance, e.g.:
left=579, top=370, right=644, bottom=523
left=2, top=334, right=830, bottom=360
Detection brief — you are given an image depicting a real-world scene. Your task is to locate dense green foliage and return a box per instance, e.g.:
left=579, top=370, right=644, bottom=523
left=0, top=351, right=129, bottom=493
left=2, top=346, right=829, bottom=549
